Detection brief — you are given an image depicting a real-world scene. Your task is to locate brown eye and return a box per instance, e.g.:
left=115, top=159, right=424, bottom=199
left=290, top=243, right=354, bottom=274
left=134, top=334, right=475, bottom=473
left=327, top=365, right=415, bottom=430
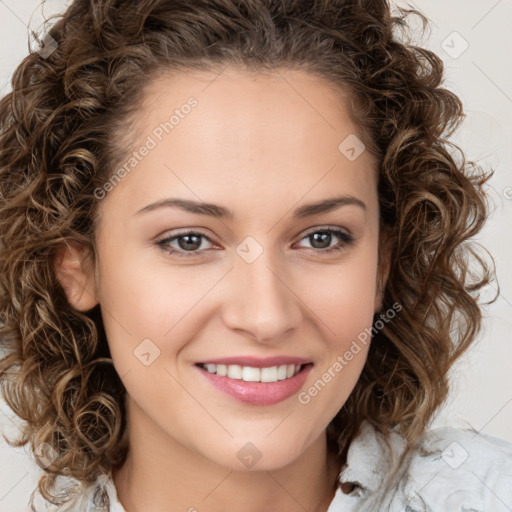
left=156, top=231, right=215, bottom=256
left=296, top=228, right=354, bottom=254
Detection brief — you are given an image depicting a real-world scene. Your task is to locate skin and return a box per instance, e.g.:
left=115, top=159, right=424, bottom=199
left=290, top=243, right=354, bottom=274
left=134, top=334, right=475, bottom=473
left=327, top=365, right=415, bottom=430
left=55, top=67, right=391, bottom=512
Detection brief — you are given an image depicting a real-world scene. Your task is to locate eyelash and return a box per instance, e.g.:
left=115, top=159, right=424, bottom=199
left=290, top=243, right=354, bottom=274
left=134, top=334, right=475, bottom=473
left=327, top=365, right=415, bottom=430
left=155, top=227, right=354, bottom=258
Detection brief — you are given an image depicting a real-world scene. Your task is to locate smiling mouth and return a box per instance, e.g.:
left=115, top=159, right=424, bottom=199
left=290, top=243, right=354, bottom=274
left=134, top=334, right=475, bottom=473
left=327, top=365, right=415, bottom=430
left=195, top=362, right=312, bottom=383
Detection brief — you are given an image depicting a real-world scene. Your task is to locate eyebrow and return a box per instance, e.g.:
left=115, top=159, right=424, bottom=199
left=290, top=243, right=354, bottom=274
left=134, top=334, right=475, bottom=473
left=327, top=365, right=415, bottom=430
left=135, top=195, right=367, bottom=219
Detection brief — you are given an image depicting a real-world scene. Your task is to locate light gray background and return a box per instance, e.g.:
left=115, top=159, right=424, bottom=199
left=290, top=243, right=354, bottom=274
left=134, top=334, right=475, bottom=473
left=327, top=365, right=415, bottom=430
left=0, top=0, right=511, bottom=510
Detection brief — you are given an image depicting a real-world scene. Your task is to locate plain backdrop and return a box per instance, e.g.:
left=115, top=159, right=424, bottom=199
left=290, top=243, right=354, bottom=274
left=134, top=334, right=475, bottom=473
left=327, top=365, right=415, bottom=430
left=0, top=0, right=511, bottom=510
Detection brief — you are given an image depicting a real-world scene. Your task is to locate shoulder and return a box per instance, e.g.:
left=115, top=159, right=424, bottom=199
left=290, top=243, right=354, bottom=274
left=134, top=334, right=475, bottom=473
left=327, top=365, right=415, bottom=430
left=329, top=421, right=512, bottom=512
left=29, top=471, right=124, bottom=512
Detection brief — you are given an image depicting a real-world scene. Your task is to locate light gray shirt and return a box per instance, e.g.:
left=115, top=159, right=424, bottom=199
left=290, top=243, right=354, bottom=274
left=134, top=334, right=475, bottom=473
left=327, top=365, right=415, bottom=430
left=30, top=421, right=512, bottom=511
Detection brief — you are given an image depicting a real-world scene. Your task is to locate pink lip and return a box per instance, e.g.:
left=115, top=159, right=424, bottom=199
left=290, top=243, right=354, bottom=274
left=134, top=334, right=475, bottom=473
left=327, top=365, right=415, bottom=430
left=195, top=363, right=313, bottom=405
left=197, top=355, right=311, bottom=367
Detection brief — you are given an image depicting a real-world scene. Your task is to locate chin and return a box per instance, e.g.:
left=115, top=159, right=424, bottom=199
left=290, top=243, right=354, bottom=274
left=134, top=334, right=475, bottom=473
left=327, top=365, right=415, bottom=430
left=197, top=435, right=310, bottom=472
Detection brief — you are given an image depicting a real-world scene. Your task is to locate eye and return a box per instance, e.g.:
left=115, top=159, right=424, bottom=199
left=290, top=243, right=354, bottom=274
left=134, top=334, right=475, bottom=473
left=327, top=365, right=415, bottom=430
left=156, top=231, right=216, bottom=257
left=295, top=228, right=354, bottom=254
left=156, top=227, right=354, bottom=258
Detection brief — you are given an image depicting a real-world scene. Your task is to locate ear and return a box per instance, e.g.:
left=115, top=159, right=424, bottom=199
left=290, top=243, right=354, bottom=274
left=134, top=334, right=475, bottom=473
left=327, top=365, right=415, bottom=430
left=374, top=226, right=392, bottom=313
left=53, top=240, right=99, bottom=312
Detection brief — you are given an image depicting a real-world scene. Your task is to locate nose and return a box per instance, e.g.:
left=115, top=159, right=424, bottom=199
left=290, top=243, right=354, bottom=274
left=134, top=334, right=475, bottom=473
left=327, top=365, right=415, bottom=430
left=222, top=250, right=302, bottom=344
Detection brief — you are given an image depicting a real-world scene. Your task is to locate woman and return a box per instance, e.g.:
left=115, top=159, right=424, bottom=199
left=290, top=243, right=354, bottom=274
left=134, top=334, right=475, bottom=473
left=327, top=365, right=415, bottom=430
left=0, top=1, right=511, bottom=511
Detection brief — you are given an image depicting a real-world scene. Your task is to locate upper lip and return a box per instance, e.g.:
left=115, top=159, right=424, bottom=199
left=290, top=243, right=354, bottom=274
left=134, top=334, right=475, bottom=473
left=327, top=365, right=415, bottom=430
left=197, top=356, right=312, bottom=368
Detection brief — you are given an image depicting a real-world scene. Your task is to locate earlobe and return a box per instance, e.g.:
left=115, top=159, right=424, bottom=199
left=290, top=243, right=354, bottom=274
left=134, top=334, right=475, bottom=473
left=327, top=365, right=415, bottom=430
left=53, top=241, right=99, bottom=312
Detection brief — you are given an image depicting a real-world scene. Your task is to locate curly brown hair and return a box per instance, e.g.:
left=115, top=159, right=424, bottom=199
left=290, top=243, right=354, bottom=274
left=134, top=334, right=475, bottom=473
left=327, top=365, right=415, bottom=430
left=0, top=0, right=496, bottom=507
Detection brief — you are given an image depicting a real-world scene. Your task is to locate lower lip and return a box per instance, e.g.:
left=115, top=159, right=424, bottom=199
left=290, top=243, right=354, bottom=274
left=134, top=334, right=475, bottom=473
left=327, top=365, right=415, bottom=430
left=195, top=364, right=313, bottom=405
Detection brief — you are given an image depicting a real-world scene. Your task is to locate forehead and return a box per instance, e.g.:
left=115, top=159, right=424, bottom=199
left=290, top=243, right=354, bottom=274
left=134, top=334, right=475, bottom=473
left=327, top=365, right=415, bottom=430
left=138, top=67, right=361, bottom=146
left=100, top=67, right=378, bottom=220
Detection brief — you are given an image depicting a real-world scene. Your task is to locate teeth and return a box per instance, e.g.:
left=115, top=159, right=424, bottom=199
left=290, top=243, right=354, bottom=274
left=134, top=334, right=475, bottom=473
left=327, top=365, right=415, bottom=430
left=201, top=363, right=303, bottom=382
left=277, top=365, right=288, bottom=380
left=242, top=366, right=260, bottom=381
left=227, top=365, right=242, bottom=379
left=261, top=366, right=277, bottom=382
left=204, top=363, right=217, bottom=373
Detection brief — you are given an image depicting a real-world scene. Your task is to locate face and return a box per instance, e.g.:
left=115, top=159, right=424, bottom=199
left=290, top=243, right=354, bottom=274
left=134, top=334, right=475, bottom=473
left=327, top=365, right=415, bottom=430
left=60, top=67, right=390, bottom=472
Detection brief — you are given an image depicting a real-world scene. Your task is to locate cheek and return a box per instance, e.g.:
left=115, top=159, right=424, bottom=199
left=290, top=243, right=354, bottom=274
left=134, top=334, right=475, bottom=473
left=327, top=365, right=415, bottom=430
left=296, top=249, right=377, bottom=412
left=303, top=250, right=379, bottom=344
left=95, top=244, right=218, bottom=374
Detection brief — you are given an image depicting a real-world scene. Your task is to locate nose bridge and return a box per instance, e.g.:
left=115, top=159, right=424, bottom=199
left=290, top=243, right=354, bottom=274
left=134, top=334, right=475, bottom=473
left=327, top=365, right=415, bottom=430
left=223, top=243, right=301, bottom=342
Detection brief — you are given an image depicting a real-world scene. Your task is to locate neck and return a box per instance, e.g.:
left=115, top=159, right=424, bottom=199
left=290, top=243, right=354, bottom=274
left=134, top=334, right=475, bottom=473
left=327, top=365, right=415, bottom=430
left=112, top=398, right=341, bottom=512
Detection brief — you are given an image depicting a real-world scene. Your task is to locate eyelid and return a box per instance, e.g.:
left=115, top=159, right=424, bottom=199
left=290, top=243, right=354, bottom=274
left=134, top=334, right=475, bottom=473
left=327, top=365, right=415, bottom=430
left=294, top=226, right=354, bottom=250
left=155, top=225, right=355, bottom=258
left=155, top=225, right=352, bottom=244
left=155, top=229, right=217, bottom=248
left=299, top=225, right=352, bottom=239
